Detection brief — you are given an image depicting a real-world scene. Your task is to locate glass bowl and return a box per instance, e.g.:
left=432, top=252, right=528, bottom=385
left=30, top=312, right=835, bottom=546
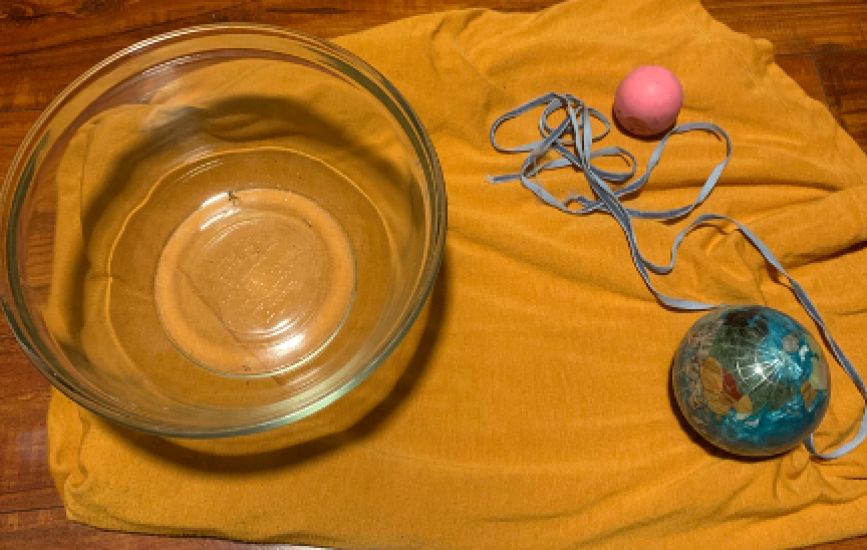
left=0, top=24, right=446, bottom=438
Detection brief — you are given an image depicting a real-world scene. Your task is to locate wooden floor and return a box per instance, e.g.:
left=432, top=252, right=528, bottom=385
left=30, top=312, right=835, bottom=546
left=2, top=1, right=867, bottom=548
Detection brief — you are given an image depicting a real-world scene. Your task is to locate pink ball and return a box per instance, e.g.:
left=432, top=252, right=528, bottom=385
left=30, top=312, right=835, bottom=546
left=613, top=66, right=683, bottom=136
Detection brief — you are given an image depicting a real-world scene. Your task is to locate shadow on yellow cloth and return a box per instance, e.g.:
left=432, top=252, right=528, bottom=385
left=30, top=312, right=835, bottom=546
left=47, top=0, right=867, bottom=547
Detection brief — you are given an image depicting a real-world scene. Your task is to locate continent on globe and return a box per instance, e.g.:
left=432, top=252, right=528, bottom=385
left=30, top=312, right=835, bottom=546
left=699, top=356, right=752, bottom=417
left=672, top=306, right=830, bottom=457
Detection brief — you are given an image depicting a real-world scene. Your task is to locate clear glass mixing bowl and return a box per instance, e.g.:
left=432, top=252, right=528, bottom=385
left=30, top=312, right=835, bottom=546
left=0, top=24, right=446, bottom=438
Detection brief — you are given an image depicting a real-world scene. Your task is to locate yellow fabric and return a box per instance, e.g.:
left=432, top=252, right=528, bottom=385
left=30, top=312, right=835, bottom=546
left=47, top=0, right=867, bottom=547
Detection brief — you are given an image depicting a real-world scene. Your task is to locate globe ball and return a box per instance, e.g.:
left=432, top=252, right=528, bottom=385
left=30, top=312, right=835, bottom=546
left=672, top=306, right=830, bottom=457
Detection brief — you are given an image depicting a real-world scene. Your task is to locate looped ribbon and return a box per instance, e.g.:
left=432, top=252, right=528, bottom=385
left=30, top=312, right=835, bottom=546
left=488, top=92, right=867, bottom=459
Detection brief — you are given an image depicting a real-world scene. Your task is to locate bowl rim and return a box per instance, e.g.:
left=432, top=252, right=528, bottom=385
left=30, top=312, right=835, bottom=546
left=1, top=23, right=447, bottom=438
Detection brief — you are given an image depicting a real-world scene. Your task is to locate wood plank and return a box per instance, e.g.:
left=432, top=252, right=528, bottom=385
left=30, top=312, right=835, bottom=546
left=775, top=53, right=828, bottom=105
left=0, top=0, right=259, bottom=58
left=0, top=110, right=41, bottom=169
left=0, top=360, right=60, bottom=513
left=811, top=539, right=867, bottom=550
left=0, top=6, right=254, bottom=111
left=0, top=324, right=49, bottom=402
left=0, top=0, right=546, bottom=57
left=815, top=50, right=867, bottom=153
left=0, top=318, right=58, bottom=514
left=0, top=0, right=549, bottom=111
left=4, top=0, right=865, bottom=112
left=702, top=0, right=867, bottom=55
left=6, top=0, right=867, bottom=61
left=0, top=507, right=315, bottom=549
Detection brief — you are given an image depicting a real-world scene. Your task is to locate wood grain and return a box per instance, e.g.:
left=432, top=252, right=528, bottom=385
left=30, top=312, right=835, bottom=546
left=0, top=507, right=310, bottom=550
left=774, top=54, right=828, bottom=105
left=816, top=50, right=867, bottom=150
left=702, top=0, right=867, bottom=55
left=3, top=0, right=867, bottom=111
left=0, top=0, right=547, bottom=57
left=0, top=0, right=547, bottom=111
left=0, top=319, right=59, bottom=515
left=0, top=110, right=41, bottom=160
left=1, top=0, right=867, bottom=548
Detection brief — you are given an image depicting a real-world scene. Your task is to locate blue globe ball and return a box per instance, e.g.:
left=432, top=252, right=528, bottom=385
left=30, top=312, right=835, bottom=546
left=672, top=306, right=830, bottom=457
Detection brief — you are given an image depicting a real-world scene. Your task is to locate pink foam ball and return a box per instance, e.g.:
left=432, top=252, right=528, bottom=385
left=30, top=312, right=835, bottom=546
left=614, top=66, right=683, bottom=136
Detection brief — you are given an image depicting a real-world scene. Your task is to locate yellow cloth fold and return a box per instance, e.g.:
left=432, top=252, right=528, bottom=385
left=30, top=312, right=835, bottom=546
left=48, top=0, right=867, bottom=547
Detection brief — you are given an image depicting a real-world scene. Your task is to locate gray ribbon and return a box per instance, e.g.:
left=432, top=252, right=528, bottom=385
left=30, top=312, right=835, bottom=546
left=488, top=93, right=866, bottom=459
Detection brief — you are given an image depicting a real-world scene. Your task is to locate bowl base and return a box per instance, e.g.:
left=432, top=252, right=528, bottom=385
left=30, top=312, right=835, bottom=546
left=154, top=187, right=356, bottom=377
